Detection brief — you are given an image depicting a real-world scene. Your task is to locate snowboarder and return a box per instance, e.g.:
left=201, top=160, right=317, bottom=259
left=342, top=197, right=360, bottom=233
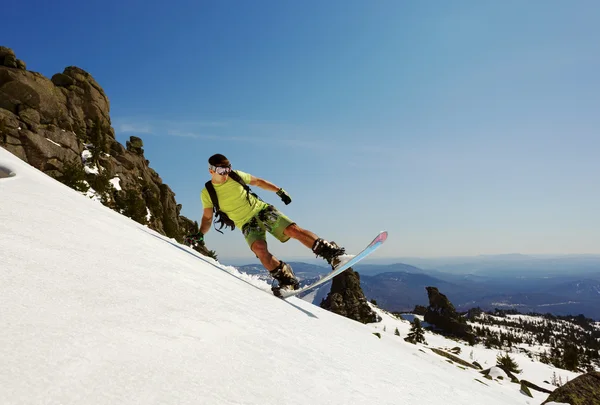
left=185, top=153, right=345, bottom=292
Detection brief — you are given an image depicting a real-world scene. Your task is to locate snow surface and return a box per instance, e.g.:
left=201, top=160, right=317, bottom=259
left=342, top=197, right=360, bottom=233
left=0, top=148, right=572, bottom=404
left=109, top=176, right=122, bottom=191
left=370, top=309, right=580, bottom=401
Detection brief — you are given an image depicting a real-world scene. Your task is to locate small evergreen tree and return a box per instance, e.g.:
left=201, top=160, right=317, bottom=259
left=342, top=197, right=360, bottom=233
left=496, top=352, right=521, bottom=374
left=86, top=167, right=113, bottom=205
left=405, top=318, right=426, bottom=344
left=56, top=159, right=89, bottom=192
left=394, top=327, right=400, bottom=336
left=539, top=350, right=550, bottom=365
left=115, top=189, right=147, bottom=225
left=89, top=118, right=109, bottom=164
left=562, top=343, right=579, bottom=371
left=550, top=345, right=563, bottom=368
left=485, top=334, right=501, bottom=349
left=551, top=372, right=564, bottom=387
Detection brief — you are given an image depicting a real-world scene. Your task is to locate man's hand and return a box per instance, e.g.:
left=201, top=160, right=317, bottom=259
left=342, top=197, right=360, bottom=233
left=184, top=232, right=205, bottom=246
left=276, top=188, right=292, bottom=205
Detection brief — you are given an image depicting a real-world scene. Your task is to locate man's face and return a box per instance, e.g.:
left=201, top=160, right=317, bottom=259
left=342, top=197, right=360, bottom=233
left=209, top=164, right=231, bottom=180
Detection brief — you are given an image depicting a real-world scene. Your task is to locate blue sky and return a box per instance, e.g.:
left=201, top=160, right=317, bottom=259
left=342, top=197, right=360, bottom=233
left=3, top=0, right=600, bottom=262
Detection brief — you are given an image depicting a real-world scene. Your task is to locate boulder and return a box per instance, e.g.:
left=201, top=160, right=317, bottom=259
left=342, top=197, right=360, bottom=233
left=424, top=286, right=475, bottom=342
left=51, top=73, right=75, bottom=87
left=543, top=371, right=600, bottom=405
left=320, top=269, right=381, bottom=324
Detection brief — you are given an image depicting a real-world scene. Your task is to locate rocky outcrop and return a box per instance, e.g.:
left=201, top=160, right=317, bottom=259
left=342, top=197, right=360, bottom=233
left=0, top=46, right=204, bottom=251
left=0, top=47, right=26, bottom=70
left=543, top=371, right=600, bottom=405
left=320, top=269, right=380, bottom=324
left=424, top=286, right=476, bottom=343
left=521, top=379, right=552, bottom=394
left=430, top=348, right=479, bottom=370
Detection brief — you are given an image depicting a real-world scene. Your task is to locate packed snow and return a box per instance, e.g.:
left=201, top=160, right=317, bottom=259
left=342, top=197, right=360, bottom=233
left=0, top=148, right=579, bottom=404
left=109, top=176, right=122, bottom=191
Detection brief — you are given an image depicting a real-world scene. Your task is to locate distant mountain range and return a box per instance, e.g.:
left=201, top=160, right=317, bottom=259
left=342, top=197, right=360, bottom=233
left=234, top=256, right=600, bottom=319
left=379, top=254, right=600, bottom=277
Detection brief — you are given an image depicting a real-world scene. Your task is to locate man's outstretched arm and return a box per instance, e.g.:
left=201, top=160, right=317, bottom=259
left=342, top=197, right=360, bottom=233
left=250, top=176, right=292, bottom=205
left=249, top=176, right=280, bottom=192
left=200, top=207, right=213, bottom=234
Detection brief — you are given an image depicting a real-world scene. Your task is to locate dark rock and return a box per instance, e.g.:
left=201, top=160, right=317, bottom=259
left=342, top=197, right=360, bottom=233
left=51, top=73, right=75, bottom=87
left=126, top=136, right=144, bottom=155
left=543, top=371, right=600, bottom=405
left=0, top=47, right=19, bottom=69
left=424, top=286, right=476, bottom=342
left=520, top=382, right=533, bottom=397
left=18, top=108, right=40, bottom=128
left=430, top=348, right=479, bottom=369
left=412, top=305, right=427, bottom=316
left=0, top=47, right=16, bottom=62
left=320, top=269, right=381, bottom=324
left=0, top=81, right=40, bottom=112
left=521, top=379, right=552, bottom=394
left=0, top=166, right=14, bottom=178
left=4, top=54, right=18, bottom=68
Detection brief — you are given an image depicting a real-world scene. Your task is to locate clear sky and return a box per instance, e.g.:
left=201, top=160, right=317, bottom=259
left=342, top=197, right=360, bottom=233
left=3, top=0, right=600, bottom=262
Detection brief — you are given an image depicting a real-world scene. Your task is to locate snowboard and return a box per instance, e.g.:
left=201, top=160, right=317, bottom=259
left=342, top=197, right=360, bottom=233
left=277, top=230, right=388, bottom=299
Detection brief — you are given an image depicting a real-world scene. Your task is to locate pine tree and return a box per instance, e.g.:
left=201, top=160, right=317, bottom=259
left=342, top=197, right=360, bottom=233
left=56, top=159, right=89, bottom=192
left=405, top=318, right=426, bottom=344
left=550, top=345, right=563, bottom=368
left=562, top=343, right=579, bottom=371
left=539, top=350, right=550, bottom=365
left=394, top=327, right=400, bottom=336
left=496, top=352, right=521, bottom=374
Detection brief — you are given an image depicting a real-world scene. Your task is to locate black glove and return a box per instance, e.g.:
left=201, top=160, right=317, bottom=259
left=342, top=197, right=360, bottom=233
left=184, top=232, right=205, bottom=246
left=276, top=188, right=292, bottom=205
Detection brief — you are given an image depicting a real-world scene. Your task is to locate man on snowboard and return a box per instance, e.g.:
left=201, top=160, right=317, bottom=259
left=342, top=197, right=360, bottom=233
left=186, top=153, right=345, bottom=293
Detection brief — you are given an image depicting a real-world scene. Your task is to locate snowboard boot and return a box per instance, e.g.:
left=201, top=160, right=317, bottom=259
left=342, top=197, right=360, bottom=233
left=269, top=261, right=300, bottom=295
left=312, top=238, right=346, bottom=269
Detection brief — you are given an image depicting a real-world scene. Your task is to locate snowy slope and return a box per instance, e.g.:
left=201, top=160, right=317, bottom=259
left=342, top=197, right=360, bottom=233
left=369, top=310, right=580, bottom=403
left=0, top=148, right=549, bottom=404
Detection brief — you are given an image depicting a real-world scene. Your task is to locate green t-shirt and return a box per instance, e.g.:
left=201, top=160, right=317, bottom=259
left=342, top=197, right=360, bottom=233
left=201, top=170, right=268, bottom=228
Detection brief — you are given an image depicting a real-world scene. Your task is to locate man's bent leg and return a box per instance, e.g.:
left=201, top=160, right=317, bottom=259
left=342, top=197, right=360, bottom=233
left=284, top=223, right=345, bottom=268
left=250, top=239, right=280, bottom=271
left=283, top=223, right=318, bottom=249
left=252, top=239, right=298, bottom=290
left=263, top=206, right=344, bottom=270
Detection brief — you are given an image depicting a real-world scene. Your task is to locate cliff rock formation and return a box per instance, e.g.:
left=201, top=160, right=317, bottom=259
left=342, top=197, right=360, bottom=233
left=0, top=46, right=205, bottom=252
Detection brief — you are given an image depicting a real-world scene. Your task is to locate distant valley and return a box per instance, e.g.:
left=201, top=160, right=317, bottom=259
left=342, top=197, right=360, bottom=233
left=234, top=255, right=600, bottom=319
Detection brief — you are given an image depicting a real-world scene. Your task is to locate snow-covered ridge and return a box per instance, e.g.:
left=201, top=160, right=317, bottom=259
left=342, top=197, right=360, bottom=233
left=0, top=148, right=589, bottom=405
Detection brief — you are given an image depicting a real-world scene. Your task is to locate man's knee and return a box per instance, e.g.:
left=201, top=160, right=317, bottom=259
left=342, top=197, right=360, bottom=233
left=284, top=223, right=302, bottom=238
left=251, top=240, right=269, bottom=257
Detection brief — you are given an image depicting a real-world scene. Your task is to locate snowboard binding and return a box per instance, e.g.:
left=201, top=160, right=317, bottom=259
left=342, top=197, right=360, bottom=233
left=271, top=280, right=300, bottom=298
left=312, top=239, right=346, bottom=269
left=269, top=261, right=299, bottom=297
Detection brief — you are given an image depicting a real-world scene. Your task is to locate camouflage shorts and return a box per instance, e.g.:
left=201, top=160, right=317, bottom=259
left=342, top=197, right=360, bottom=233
left=241, top=205, right=294, bottom=248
